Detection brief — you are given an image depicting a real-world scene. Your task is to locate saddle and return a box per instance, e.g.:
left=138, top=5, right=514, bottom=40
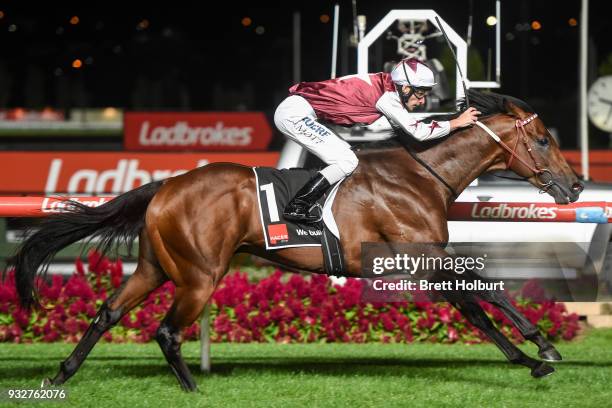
left=253, top=167, right=346, bottom=276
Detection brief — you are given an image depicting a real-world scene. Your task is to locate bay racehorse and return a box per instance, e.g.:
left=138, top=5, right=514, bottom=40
left=9, top=90, right=583, bottom=391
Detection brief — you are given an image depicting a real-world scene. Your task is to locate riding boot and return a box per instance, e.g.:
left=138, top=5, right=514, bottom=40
left=283, top=173, right=331, bottom=223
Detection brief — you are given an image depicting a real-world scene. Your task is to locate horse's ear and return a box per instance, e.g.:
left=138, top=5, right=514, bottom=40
left=503, top=98, right=526, bottom=118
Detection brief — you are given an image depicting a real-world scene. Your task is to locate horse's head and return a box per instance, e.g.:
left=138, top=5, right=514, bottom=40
left=491, top=99, right=584, bottom=204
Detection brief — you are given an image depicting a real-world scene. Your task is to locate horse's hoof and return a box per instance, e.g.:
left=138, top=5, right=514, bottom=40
left=181, top=382, right=198, bottom=392
left=531, top=362, right=555, bottom=378
left=539, top=347, right=563, bottom=362
left=41, top=378, right=53, bottom=387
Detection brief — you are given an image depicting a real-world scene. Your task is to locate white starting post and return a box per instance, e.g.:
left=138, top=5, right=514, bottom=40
left=359, top=9, right=501, bottom=94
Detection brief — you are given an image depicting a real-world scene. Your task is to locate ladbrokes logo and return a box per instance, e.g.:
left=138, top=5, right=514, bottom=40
left=41, top=197, right=111, bottom=213
left=470, top=203, right=557, bottom=220
left=44, top=158, right=208, bottom=194
left=124, top=112, right=272, bottom=151
left=139, top=121, right=252, bottom=147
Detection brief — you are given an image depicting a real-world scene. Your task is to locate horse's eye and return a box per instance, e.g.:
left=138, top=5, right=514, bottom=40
left=537, top=137, right=549, bottom=147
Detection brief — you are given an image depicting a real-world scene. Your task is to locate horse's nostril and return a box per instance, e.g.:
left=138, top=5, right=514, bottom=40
left=571, top=182, right=584, bottom=194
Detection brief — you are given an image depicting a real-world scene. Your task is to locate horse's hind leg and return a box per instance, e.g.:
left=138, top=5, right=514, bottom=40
left=146, top=166, right=252, bottom=391
left=45, top=231, right=167, bottom=386
left=155, top=279, right=215, bottom=392
left=150, top=226, right=233, bottom=391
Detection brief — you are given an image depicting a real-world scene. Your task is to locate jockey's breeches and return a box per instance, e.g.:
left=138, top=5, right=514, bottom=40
left=274, top=95, right=358, bottom=184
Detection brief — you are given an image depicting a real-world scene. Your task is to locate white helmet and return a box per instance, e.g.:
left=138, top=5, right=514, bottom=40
left=391, top=58, right=436, bottom=88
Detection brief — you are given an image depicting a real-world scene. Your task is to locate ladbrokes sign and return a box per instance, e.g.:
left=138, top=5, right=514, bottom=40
left=124, top=112, right=273, bottom=151
left=0, top=152, right=279, bottom=194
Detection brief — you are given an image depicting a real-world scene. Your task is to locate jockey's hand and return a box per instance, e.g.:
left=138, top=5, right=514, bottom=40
left=450, top=107, right=481, bottom=130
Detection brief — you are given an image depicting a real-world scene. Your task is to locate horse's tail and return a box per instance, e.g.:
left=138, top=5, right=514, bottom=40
left=8, top=180, right=164, bottom=309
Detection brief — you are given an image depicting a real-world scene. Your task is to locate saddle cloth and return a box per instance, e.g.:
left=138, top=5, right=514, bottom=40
left=253, top=167, right=342, bottom=250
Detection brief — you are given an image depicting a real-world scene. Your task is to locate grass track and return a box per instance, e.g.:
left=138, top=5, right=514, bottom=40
left=0, top=329, right=611, bottom=408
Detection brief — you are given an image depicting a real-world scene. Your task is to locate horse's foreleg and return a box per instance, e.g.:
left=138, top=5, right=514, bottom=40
left=474, top=284, right=562, bottom=362
left=444, top=292, right=554, bottom=378
left=155, top=278, right=215, bottom=392
left=45, top=234, right=166, bottom=386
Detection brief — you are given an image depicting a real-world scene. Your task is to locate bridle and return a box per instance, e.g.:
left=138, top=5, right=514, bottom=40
left=475, top=114, right=555, bottom=192
left=400, top=112, right=563, bottom=201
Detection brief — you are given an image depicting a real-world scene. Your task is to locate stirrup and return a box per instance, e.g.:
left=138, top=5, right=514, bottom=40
left=284, top=203, right=323, bottom=223
left=306, top=203, right=323, bottom=223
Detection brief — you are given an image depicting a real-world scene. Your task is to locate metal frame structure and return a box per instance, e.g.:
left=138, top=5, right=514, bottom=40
left=357, top=8, right=501, bottom=100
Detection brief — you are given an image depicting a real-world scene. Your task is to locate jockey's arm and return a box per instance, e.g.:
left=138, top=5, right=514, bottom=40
left=375, top=92, right=450, bottom=141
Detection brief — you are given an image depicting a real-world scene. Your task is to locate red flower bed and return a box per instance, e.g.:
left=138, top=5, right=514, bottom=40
left=0, top=252, right=580, bottom=344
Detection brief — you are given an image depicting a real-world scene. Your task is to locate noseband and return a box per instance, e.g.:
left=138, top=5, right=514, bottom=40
left=475, top=114, right=554, bottom=192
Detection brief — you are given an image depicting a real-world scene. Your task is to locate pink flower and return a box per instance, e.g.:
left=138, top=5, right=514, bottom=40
left=64, top=276, right=95, bottom=301
left=438, top=307, right=452, bottom=324
left=75, top=258, right=85, bottom=276
left=68, top=299, right=87, bottom=316
left=448, top=327, right=458, bottom=342
left=40, top=275, right=63, bottom=300
left=235, top=303, right=249, bottom=322
left=403, top=325, right=413, bottom=342
left=12, top=309, right=30, bottom=328
left=43, top=331, right=59, bottom=342
left=380, top=313, right=395, bottom=331
left=417, top=317, right=433, bottom=330
left=64, top=318, right=79, bottom=335
left=0, top=262, right=583, bottom=345
left=110, top=260, right=123, bottom=288
left=214, top=313, right=232, bottom=335
left=136, top=310, right=153, bottom=327
left=85, top=303, right=97, bottom=318
left=521, top=279, right=547, bottom=301
left=270, top=306, right=286, bottom=323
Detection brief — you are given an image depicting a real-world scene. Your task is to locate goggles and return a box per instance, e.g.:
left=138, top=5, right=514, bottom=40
left=410, top=87, right=432, bottom=99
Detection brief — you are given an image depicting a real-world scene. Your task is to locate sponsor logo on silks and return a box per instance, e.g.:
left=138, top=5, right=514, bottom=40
left=268, top=223, right=289, bottom=244
left=470, top=203, right=557, bottom=220
left=301, top=117, right=331, bottom=137
left=292, top=117, right=331, bottom=143
left=575, top=207, right=609, bottom=224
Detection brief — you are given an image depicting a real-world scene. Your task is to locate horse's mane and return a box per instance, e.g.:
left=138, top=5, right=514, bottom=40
left=457, top=89, right=535, bottom=117
left=356, top=89, right=535, bottom=152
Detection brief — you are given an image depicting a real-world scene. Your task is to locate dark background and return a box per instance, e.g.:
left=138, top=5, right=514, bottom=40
left=1, top=0, right=611, bottom=149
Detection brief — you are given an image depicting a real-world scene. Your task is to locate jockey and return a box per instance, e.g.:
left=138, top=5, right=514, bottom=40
left=274, top=58, right=480, bottom=223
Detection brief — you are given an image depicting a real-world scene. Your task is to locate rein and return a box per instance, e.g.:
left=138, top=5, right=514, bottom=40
left=401, top=113, right=552, bottom=199
left=403, top=143, right=459, bottom=199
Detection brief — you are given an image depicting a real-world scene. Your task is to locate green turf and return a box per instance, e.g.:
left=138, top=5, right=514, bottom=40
left=0, top=329, right=611, bottom=408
